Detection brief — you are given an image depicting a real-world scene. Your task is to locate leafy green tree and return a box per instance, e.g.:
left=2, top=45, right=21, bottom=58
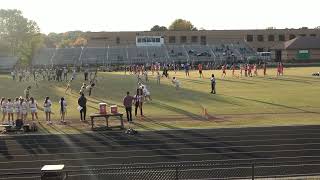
left=0, top=9, right=43, bottom=65
left=150, top=25, right=168, bottom=31
left=45, top=31, right=87, bottom=48
left=169, top=19, right=197, bottom=31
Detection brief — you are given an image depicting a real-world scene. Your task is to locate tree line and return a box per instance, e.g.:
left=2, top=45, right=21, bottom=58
left=0, top=9, right=200, bottom=65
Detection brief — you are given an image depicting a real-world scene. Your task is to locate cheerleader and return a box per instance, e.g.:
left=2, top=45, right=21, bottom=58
left=20, top=98, right=28, bottom=122
left=14, top=97, right=20, bottom=120
left=43, top=97, right=52, bottom=124
left=29, top=97, right=38, bottom=121
left=1, top=98, right=7, bottom=123
left=6, top=98, right=14, bottom=125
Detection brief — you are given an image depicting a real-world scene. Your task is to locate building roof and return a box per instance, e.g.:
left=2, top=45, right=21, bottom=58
left=284, top=37, right=320, bottom=50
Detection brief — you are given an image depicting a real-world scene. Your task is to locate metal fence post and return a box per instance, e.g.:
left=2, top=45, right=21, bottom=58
left=175, top=166, right=179, bottom=180
left=251, top=163, right=255, bottom=180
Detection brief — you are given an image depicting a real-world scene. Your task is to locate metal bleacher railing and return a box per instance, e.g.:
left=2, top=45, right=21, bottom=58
left=31, top=43, right=257, bottom=67
left=2, top=161, right=320, bottom=180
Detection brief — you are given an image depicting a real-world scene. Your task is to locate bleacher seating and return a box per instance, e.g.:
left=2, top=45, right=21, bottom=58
left=0, top=56, right=18, bottom=71
left=108, top=46, right=127, bottom=65
left=32, top=42, right=256, bottom=66
left=32, top=48, right=56, bottom=65
left=54, top=48, right=82, bottom=66
left=81, top=47, right=106, bottom=65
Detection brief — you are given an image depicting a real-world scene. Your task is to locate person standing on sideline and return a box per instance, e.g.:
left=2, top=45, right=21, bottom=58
left=20, top=98, right=28, bottom=123
left=210, top=74, right=216, bottom=94
left=184, top=63, right=190, bottom=77
left=43, top=96, right=52, bottom=124
left=59, top=97, right=67, bottom=124
left=24, top=86, right=31, bottom=99
left=6, top=98, right=14, bottom=125
left=134, top=89, right=143, bottom=117
left=198, top=63, right=203, bottom=78
left=231, top=64, right=236, bottom=77
left=221, top=64, right=227, bottom=78
left=263, top=62, right=267, bottom=76
left=78, top=93, right=87, bottom=121
left=84, top=68, right=89, bottom=81
left=1, top=98, right=7, bottom=123
left=156, top=71, right=161, bottom=85
left=29, top=97, right=38, bottom=122
left=14, top=97, right=20, bottom=120
left=123, top=92, right=134, bottom=122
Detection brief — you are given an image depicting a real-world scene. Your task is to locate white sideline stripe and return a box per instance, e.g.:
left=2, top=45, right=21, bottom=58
left=0, top=155, right=320, bottom=172
left=2, top=142, right=320, bottom=157
left=1, top=148, right=320, bottom=164
left=1, top=136, right=320, bottom=153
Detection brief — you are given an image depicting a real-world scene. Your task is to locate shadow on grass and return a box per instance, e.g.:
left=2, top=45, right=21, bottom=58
left=226, top=95, right=320, bottom=114
left=142, top=116, right=181, bottom=130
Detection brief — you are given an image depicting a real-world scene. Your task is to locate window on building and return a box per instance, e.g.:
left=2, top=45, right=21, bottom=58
left=257, top=35, right=264, bottom=42
left=200, top=36, right=207, bottom=45
left=268, top=35, right=275, bottom=41
left=191, top=36, right=198, bottom=43
left=289, top=34, right=296, bottom=40
left=246, top=35, right=253, bottom=42
left=180, top=36, right=187, bottom=43
left=299, top=34, right=306, bottom=37
left=310, top=34, right=317, bottom=37
left=137, top=38, right=142, bottom=43
left=116, top=37, right=120, bottom=44
left=156, top=38, right=160, bottom=42
left=169, top=36, right=176, bottom=43
left=278, top=34, right=285, bottom=41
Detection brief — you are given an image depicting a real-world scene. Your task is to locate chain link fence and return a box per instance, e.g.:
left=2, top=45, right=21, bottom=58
left=2, top=161, right=320, bottom=180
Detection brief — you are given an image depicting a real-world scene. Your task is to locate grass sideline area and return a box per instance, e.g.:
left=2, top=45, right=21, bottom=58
left=0, top=67, right=319, bottom=134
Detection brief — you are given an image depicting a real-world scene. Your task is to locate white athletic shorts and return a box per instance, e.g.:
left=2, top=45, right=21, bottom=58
left=44, top=107, right=51, bottom=113
left=30, top=108, right=37, bottom=113
left=21, top=110, right=27, bottom=115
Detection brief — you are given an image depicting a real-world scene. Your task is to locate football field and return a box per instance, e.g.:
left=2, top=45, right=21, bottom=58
left=0, top=67, right=319, bottom=133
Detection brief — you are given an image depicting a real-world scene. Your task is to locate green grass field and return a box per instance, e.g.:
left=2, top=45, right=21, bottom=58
left=1, top=67, right=320, bottom=134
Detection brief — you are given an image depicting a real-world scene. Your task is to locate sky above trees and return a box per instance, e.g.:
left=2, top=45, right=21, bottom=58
left=1, top=0, right=320, bottom=34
